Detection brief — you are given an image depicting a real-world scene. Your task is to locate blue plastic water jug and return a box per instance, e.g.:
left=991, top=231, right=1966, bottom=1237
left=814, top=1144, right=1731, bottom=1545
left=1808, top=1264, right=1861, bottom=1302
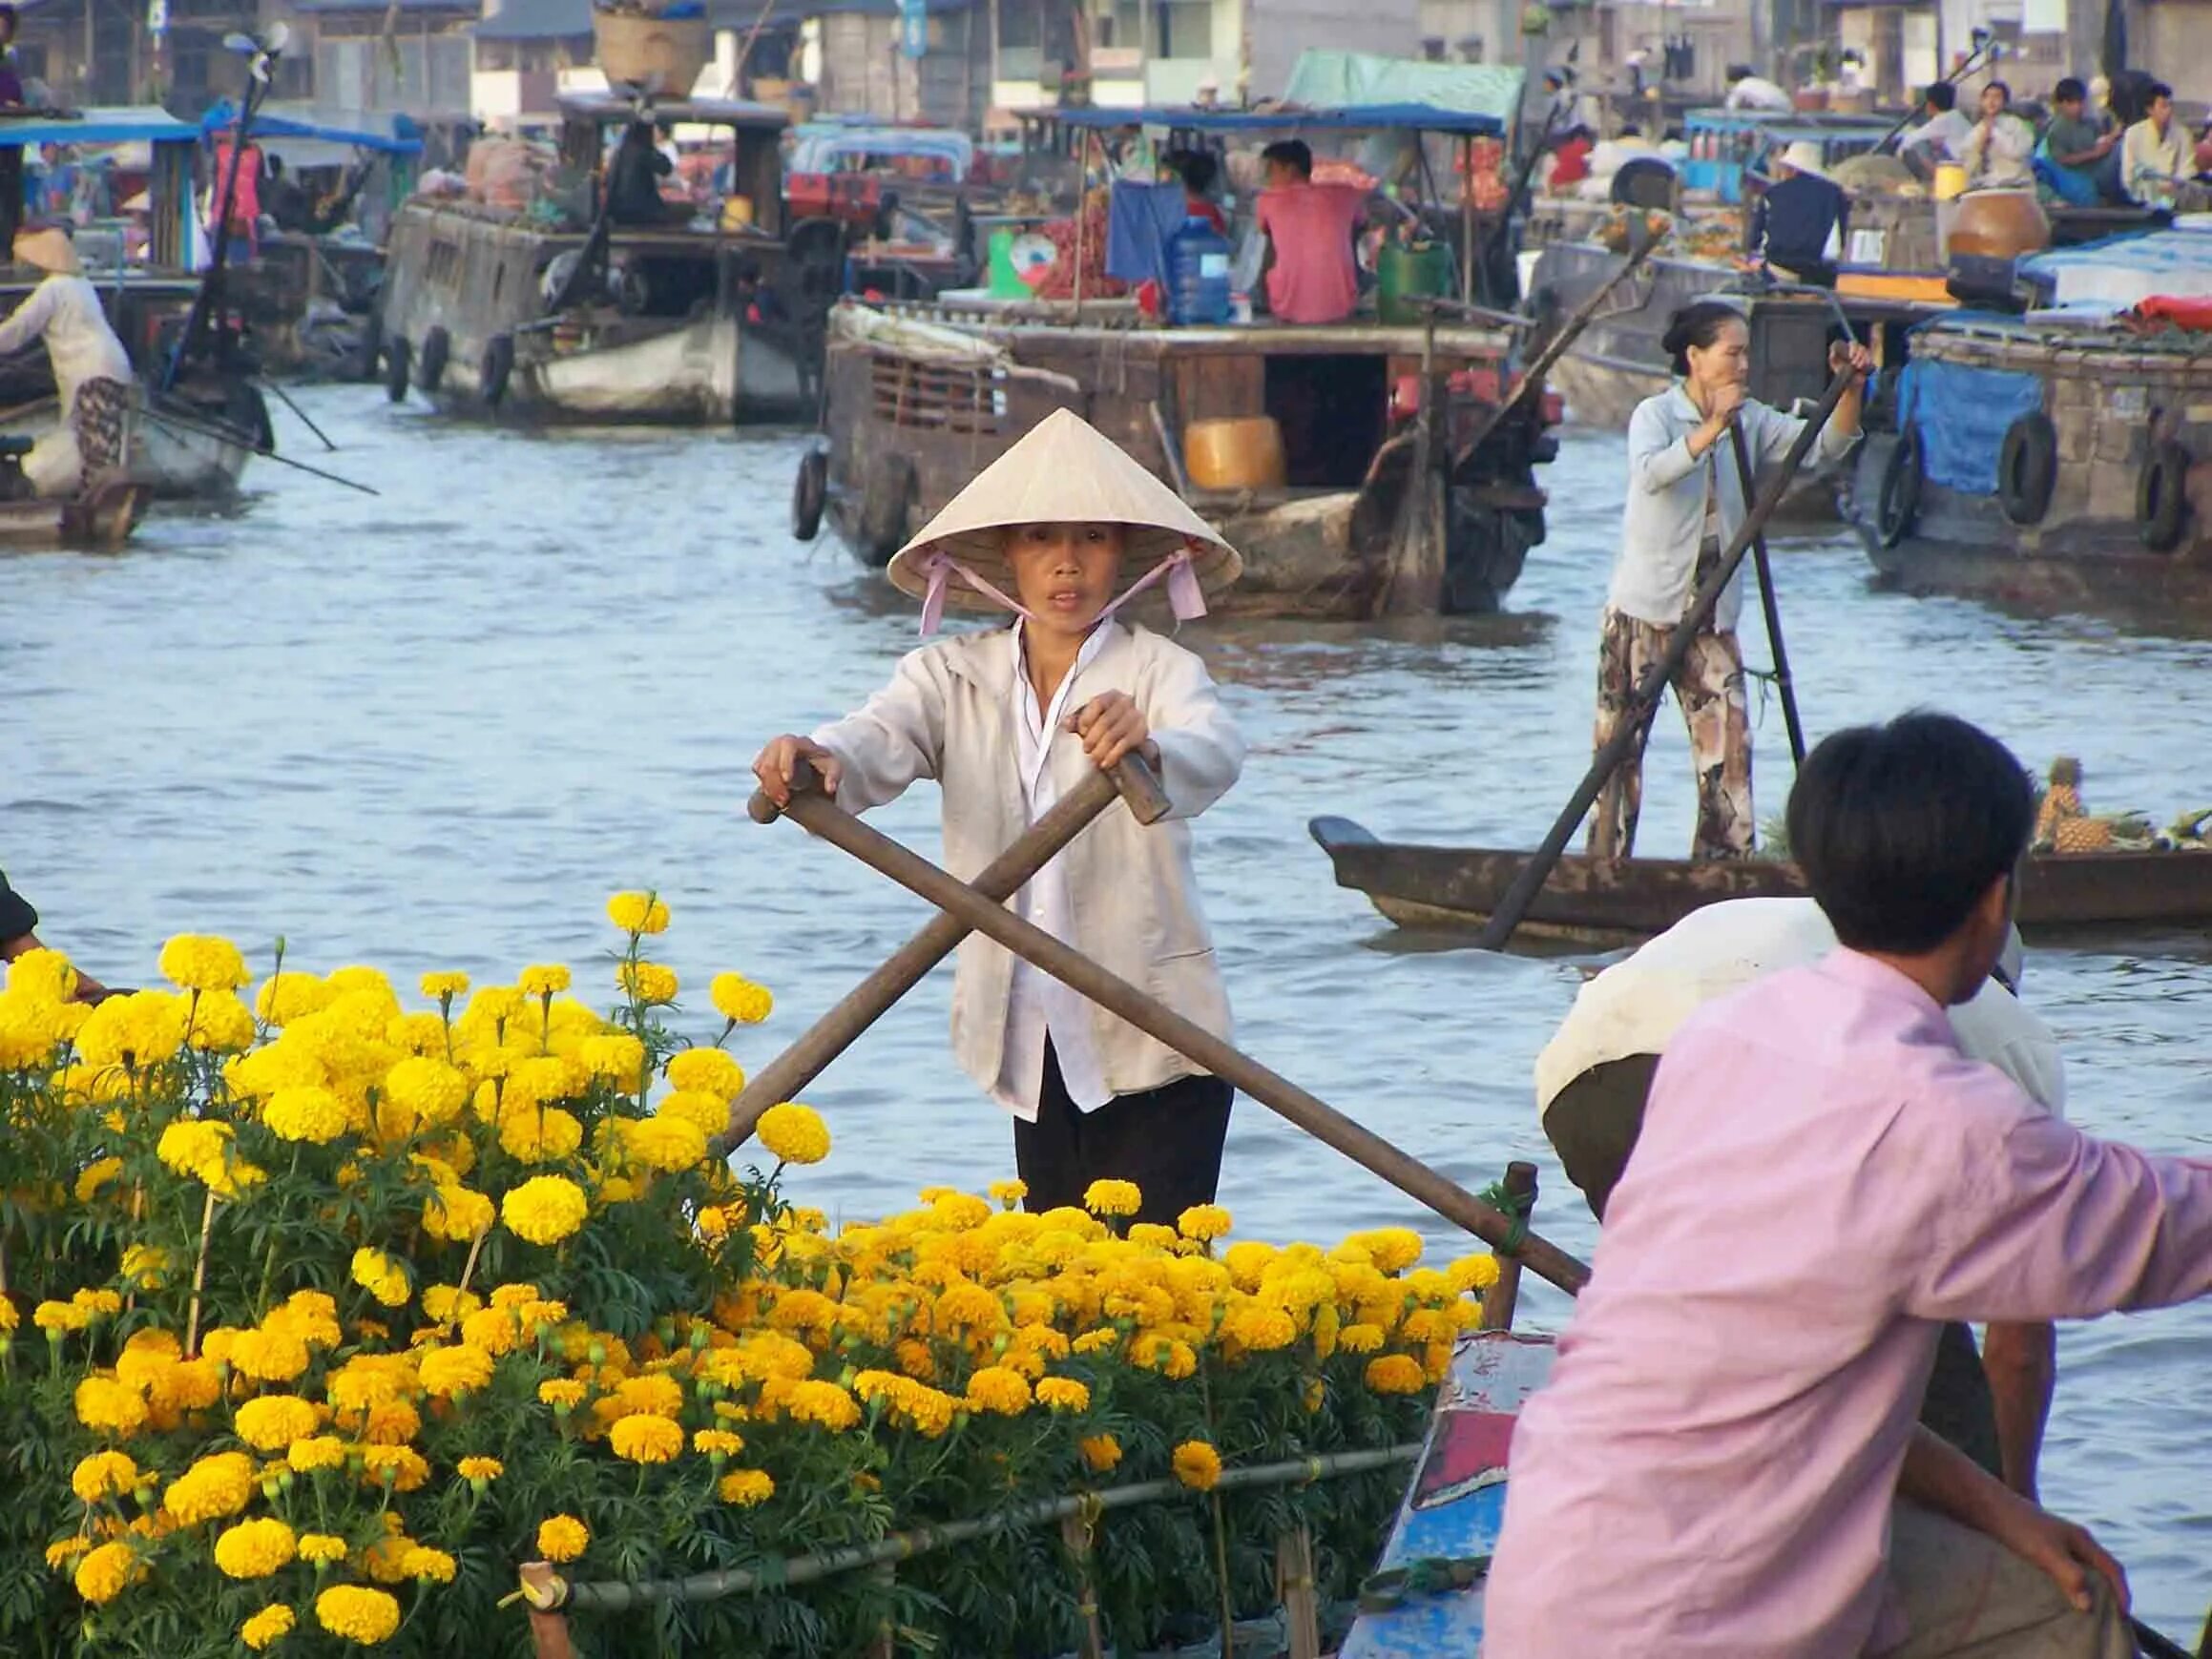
left=1166, top=215, right=1234, bottom=326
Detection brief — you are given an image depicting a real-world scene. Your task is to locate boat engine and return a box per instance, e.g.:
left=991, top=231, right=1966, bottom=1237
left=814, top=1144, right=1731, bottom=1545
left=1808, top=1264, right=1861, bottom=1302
left=0, top=435, right=36, bottom=501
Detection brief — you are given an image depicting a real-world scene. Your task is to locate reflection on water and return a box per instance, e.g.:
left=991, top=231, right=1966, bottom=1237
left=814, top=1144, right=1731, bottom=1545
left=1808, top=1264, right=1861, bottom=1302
left=4, top=403, right=2210, bottom=1630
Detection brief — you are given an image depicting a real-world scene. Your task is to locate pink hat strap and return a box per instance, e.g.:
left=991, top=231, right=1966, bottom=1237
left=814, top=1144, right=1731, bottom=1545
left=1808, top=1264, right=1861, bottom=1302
left=916, top=538, right=1211, bottom=634
left=918, top=549, right=1033, bottom=635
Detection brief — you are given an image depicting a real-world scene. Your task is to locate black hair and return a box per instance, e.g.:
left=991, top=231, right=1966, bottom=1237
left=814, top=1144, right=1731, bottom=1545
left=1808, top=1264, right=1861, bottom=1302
left=1173, top=149, right=1218, bottom=195
left=1984, top=79, right=2011, bottom=104
left=0, top=5, right=18, bottom=32
left=1725, top=63, right=1752, bottom=83
left=1924, top=82, right=1956, bottom=112
left=2150, top=80, right=2175, bottom=103
left=1660, top=300, right=1745, bottom=375
left=1619, top=122, right=1642, bottom=136
left=1260, top=139, right=1312, bottom=178
left=1786, top=713, right=2035, bottom=955
left=2055, top=76, right=2086, bottom=102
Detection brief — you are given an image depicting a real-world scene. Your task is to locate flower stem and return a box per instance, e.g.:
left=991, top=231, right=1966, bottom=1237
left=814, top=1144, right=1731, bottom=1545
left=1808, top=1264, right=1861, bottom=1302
left=184, top=1189, right=219, bottom=1358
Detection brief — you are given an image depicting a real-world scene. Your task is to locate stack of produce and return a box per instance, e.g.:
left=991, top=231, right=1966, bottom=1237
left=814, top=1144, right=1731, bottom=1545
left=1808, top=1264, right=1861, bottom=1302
left=0, top=898, right=1495, bottom=1655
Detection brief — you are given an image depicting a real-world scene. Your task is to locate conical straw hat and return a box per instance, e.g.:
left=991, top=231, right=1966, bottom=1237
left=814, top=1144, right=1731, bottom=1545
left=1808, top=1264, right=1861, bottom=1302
left=14, top=227, right=81, bottom=277
left=887, top=407, right=1242, bottom=617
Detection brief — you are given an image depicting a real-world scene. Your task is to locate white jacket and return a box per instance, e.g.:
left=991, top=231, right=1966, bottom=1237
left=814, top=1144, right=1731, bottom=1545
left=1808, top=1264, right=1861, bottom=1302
left=811, top=620, right=1244, bottom=1099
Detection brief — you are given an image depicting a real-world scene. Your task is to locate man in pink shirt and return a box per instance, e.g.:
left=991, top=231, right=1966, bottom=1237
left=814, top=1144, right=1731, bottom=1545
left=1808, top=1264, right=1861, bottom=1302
left=1486, top=712, right=2212, bottom=1658
left=1254, top=139, right=1367, bottom=324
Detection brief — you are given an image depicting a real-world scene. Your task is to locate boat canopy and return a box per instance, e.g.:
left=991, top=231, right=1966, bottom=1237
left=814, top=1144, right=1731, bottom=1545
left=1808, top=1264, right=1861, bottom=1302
left=789, top=124, right=973, bottom=176
left=1044, top=101, right=1513, bottom=138
left=1280, top=52, right=1524, bottom=128
left=1683, top=108, right=1894, bottom=138
left=0, top=107, right=203, bottom=148
left=2022, top=221, right=2212, bottom=308
left=557, top=92, right=787, bottom=132
left=199, top=100, right=426, bottom=159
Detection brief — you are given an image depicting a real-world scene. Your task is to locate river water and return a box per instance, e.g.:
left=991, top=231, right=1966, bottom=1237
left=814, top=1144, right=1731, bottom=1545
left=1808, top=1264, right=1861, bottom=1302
left=6, top=388, right=2211, bottom=1630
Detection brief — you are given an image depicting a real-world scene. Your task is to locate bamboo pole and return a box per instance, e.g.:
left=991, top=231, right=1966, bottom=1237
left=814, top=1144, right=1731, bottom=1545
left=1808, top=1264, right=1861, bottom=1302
left=762, top=766, right=1591, bottom=1294
left=1727, top=419, right=1807, bottom=768
left=518, top=1562, right=577, bottom=1659
left=712, top=754, right=1168, bottom=1157
left=1278, top=1527, right=1322, bottom=1659
left=1478, top=1161, right=1537, bottom=1333
left=1472, top=366, right=1855, bottom=953
left=538, top=1444, right=1421, bottom=1614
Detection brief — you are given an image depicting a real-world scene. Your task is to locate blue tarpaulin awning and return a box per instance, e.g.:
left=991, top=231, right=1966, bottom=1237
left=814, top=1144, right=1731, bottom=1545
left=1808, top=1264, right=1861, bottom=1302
left=1039, top=101, right=1513, bottom=138
left=0, top=106, right=202, bottom=147
left=200, top=101, right=425, bottom=155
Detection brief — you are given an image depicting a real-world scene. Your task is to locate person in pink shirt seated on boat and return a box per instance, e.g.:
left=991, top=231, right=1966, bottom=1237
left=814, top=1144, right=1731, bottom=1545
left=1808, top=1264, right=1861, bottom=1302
left=1487, top=711, right=2212, bottom=1659
left=1254, top=139, right=1367, bottom=324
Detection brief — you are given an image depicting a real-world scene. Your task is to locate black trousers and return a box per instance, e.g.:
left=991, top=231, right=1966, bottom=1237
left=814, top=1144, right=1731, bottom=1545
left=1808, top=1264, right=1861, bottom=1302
left=1544, top=1054, right=2005, bottom=1479
left=1012, top=1041, right=1232, bottom=1228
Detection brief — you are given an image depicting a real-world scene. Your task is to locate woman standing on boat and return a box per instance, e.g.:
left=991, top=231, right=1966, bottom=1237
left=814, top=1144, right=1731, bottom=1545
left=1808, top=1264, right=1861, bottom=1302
left=0, top=226, right=133, bottom=497
left=751, top=409, right=1246, bottom=1225
left=1588, top=301, right=1868, bottom=861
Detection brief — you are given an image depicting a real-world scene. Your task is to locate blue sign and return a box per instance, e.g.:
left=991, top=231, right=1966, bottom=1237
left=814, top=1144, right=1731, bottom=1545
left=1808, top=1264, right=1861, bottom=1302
left=900, top=0, right=927, bottom=58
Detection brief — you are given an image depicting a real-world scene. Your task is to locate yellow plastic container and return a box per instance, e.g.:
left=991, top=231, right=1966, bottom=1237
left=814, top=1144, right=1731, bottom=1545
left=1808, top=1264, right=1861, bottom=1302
left=1183, top=417, right=1288, bottom=491
left=1931, top=162, right=1968, bottom=202
left=720, top=196, right=755, bottom=231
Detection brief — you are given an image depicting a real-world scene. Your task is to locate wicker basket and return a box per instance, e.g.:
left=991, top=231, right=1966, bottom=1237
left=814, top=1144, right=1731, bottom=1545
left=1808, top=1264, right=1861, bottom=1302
left=591, top=9, right=711, bottom=95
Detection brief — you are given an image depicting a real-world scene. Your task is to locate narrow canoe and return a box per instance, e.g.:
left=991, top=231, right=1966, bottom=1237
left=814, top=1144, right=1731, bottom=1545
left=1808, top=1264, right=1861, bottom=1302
left=1340, top=1330, right=1555, bottom=1657
left=1308, top=817, right=2212, bottom=944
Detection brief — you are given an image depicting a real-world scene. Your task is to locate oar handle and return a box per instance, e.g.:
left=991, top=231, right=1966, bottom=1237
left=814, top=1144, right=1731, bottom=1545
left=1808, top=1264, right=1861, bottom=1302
left=748, top=750, right=1170, bottom=826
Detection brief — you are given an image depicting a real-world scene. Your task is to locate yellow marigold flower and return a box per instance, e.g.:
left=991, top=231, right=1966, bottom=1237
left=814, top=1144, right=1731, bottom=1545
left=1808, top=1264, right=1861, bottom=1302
left=256, top=972, right=336, bottom=1027
left=158, top=934, right=250, bottom=993
left=71, top=1450, right=139, bottom=1503
left=1222, top=1240, right=1276, bottom=1293
left=664, top=1047, right=743, bottom=1099
left=73, top=1541, right=138, bottom=1605
left=73, top=1377, right=148, bottom=1437
left=606, top=891, right=671, bottom=935
left=1177, top=1203, right=1233, bottom=1243
left=988, top=1177, right=1029, bottom=1210
left=70, top=1287, right=123, bottom=1318
left=963, top=1365, right=1033, bottom=1416
left=73, top=1155, right=124, bottom=1204
left=214, top=1517, right=299, bottom=1580
left=1171, top=1441, right=1222, bottom=1492
left=1447, top=1254, right=1502, bottom=1296
left=156, top=1118, right=232, bottom=1181
left=1364, top=1354, right=1428, bottom=1396
left=580, top=1033, right=648, bottom=1088
left=934, top=1280, right=1007, bottom=1334
left=617, top=960, right=679, bottom=1006
left=458, top=1456, right=505, bottom=1486
left=383, top=1056, right=470, bottom=1127
left=536, top=1515, right=589, bottom=1563
left=1338, top=1322, right=1387, bottom=1355
left=117, top=1243, right=170, bottom=1290
left=783, top=1379, right=861, bottom=1431
left=1079, top=1434, right=1122, bottom=1474
left=1400, top=1308, right=1457, bottom=1345
left=401, top=1545, right=457, bottom=1584
left=499, top=1106, right=584, bottom=1165
left=188, top=990, right=259, bottom=1054
left=235, top=1395, right=321, bottom=1452
left=419, top=971, right=470, bottom=1002
left=537, top=1379, right=588, bottom=1412
left=692, top=1429, right=744, bottom=1461
left=1082, top=1179, right=1142, bottom=1218
left=46, top=1537, right=93, bottom=1569
left=240, top=1604, right=297, bottom=1650
left=0, top=1297, right=16, bottom=1336
left=1034, top=1377, right=1092, bottom=1414
left=75, top=988, right=187, bottom=1070
left=657, top=1089, right=729, bottom=1141
left=1071, top=1326, right=1120, bottom=1357
left=519, top=964, right=572, bottom=998
left=315, top=1585, right=401, bottom=1645
left=424, top=1183, right=495, bottom=1243
left=708, top=972, right=772, bottom=1026
left=297, top=1533, right=348, bottom=1564
left=1304, top=1378, right=1327, bottom=1415
left=621, top=1112, right=708, bottom=1173
left=610, top=1413, right=684, bottom=1464
left=1133, top=1336, right=1198, bottom=1380
left=756, top=1102, right=829, bottom=1166
left=36, top=1299, right=89, bottom=1336
left=1226, top=1303, right=1299, bottom=1352
left=348, top=1248, right=411, bottom=1309
left=718, top=1468, right=775, bottom=1506
left=164, top=1451, right=257, bottom=1525
left=502, top=1174, right=590, bottom=1246
left=271, top=1289, right=344, bottom=1346
left=8, top=944, right=78, bottom=1002
left=1353, top=1228, right=1425, bottom=1275
left=421, top=1285, right=484, bottom=1324
left=287, top=1436, right=347, bottom=1474
left=417, top=1343, right=495, bottom=1400
left=359, top=1444, right=430, bottom=1493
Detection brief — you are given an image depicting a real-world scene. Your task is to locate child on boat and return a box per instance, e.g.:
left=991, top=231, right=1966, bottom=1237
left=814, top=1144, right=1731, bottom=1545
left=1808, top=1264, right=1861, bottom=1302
left=751, top=408, right=1246, bottom=1224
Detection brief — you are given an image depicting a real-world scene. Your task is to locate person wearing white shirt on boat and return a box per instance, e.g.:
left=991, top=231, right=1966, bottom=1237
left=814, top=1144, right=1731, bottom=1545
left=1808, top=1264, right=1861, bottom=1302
left=751, top=409, right=1246, bottom=1226
left=0, top=226, right=132, bottom=497
left=1535, top=897, right=2065, bottom=1499
left=2122, top=81, right=2192, bottom=206
left=1591, top=301, right=1868, bottom=862
left=1723, top=65, right=1794, bottom=113
left=1902, top=82, right=1973, bottom=177
left=1957, top=80, right=2037, bottom=190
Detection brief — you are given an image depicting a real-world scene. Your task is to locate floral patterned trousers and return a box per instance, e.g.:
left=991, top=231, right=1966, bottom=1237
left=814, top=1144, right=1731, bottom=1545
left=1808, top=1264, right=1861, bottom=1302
left=73, top=377, right=131, bottom=487
left=1586, top=603, right=1753, bottom=862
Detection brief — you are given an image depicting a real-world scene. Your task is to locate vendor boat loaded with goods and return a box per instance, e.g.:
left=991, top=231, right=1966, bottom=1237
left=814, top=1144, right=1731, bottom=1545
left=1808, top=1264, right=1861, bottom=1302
left=794, top=68, right=1598, bottom=621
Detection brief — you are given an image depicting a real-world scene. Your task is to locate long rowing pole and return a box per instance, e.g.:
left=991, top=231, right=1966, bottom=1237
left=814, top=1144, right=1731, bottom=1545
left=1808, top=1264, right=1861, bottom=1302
left=137, top=402, right=380, bottom=496
left=1471, top=365, right=1855, bottom=953
left=1727, top=418, right=1807, bottom=768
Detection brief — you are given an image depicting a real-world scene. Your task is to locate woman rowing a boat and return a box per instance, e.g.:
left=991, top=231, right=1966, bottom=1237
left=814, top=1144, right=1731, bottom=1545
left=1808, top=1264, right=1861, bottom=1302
left=1589, top=300, right=1870, bottom=861
left=751, top=409, right=1246, bottom=1225
left=0, top=226, right=133, bottom=498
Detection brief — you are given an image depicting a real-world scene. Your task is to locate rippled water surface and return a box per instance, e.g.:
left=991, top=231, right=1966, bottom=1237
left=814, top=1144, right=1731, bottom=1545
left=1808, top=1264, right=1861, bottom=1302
left=7, top=391, right=2211, bottom=1631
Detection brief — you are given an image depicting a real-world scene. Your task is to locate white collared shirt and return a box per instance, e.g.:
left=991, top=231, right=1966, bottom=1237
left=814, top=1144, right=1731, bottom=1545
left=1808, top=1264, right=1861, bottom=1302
left=991, top=622, right=1114, bottom=1120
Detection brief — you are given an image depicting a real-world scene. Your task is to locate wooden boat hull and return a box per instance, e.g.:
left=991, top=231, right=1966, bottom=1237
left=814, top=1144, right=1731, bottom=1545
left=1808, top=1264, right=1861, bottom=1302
left=1340, top=1330, right=1555, bottom=1657
left=1309, top=817, right=2212, bottom=943
left=0, top=390, right=255, bottom=504
left=0, top=480, right=148, bottom=551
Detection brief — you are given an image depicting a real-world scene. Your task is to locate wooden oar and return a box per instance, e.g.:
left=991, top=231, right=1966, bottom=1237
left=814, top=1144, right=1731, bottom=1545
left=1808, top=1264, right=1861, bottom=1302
left=710, top=754, right=1170, bottom=1157
left=1726, top=419, right=1807, bottom=768
left=1472, top=366, right=1853, bottom=953
left=754, top=760, right=1593, bottom=1294
left=135, top=403, right=381, bottom=496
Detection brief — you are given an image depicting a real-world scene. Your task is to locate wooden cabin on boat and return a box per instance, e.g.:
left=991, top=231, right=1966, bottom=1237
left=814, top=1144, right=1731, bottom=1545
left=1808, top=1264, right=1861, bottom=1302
left=0, top=107, right=261, bottom=499
left=377, top=93, right=813, bottom=423
left=795, top=92, right=1563, bottom=622
left=1848, top=224, right=2212, bottom=613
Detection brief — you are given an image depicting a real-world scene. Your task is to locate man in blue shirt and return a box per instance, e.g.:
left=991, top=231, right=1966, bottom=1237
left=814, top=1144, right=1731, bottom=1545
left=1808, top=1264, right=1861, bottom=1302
left=1750, top=140, right=1848, bottom=284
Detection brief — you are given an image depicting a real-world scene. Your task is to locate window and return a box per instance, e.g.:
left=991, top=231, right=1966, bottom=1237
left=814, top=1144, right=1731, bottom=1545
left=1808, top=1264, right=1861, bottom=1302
left=998, top=0, right=1042, bottom=79
left=1157, top=0, right=1212, bottom=60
